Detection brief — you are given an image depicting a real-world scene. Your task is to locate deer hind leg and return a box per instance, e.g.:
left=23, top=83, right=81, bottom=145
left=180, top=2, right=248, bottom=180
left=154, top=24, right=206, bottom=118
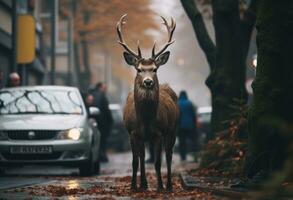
left=154, top=136, right=164, bottom=191
left=165, top=135, right=176, bottom=191
left=130, top=133, right=139, bottom=191
left=139, top=141, right=148, bottom=190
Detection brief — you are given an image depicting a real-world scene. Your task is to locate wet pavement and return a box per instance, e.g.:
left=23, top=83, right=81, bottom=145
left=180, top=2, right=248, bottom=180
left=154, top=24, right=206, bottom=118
left=0, top=152, right=231, bottom=199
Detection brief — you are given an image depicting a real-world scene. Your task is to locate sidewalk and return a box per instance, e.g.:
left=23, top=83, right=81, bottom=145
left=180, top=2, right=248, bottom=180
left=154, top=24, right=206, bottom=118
left=0, top=152, right=233, bottom=200
left=180, top=172, right=249, bottom=199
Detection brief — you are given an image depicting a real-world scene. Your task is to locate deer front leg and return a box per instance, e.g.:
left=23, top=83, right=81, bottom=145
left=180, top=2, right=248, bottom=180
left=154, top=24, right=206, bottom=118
left=165, top=135, right=176, bottom=191
left=130, top=134, right=139, bottom=191
left=139, top=141, right=148, bottom=190
left=154, top=137, right=163, bottom=191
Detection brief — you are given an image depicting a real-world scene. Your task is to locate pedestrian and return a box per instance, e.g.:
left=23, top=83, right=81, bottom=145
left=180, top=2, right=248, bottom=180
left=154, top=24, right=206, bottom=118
left=90, top=82, right=113, bottom=162
left=83, top=91, right=95, bottom=114
left=86, top=94, right=94, bottom=107
left=177, top=90, right=197, bottom=161
left=6, top=72, right=20, bottom=87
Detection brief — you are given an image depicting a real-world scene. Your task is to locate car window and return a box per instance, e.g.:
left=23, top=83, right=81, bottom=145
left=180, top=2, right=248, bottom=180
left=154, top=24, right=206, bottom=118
left=0, top=90, right=83, bottom=115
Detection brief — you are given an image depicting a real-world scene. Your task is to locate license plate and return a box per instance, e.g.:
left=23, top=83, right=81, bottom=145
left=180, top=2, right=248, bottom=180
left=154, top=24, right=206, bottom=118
left=10, top=146, right=52, bottom=154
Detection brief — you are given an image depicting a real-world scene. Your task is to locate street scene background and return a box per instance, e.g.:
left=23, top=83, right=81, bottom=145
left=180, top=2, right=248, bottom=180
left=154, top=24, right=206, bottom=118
left=1, top=0, right=292, bottom=199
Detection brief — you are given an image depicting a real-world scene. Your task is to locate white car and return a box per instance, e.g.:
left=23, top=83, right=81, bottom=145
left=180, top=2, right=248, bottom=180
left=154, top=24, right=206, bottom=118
left=197, top=106, right=212, bottom=143
left=0, top=86, right=101, bottom=176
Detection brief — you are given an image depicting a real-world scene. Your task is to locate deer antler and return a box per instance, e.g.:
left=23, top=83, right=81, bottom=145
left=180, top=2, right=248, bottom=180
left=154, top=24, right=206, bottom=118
left=117, top=14, right=142, bottom=58
left=152, top=16, right=176, bottom=59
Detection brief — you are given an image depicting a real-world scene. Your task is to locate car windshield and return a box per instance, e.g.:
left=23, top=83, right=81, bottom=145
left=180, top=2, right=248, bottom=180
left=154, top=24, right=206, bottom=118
left=0, top=89, right=83, bottom=115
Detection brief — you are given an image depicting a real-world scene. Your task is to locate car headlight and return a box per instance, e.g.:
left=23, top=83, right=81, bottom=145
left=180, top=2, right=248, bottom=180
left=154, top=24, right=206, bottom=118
left=0, top=131, right=8, bottom=140
left=57, top=128, right=82, bottom=140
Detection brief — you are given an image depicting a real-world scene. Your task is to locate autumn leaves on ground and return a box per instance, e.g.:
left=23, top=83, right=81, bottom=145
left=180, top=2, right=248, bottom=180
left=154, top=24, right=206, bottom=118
left=4, top=173, right=220, bottom=199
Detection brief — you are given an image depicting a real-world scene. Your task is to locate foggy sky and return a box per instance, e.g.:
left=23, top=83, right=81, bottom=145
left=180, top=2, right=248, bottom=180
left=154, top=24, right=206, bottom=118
left=151, top=0, right=213, bottom=107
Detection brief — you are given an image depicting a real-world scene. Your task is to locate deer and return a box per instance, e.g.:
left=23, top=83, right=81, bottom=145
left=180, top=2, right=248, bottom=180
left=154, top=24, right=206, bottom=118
left=117, top=14, right=179, bottom=192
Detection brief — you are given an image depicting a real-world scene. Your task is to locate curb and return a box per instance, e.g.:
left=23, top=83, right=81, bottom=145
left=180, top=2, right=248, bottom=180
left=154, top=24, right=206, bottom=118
left=180, top=172, right=249, bottom=199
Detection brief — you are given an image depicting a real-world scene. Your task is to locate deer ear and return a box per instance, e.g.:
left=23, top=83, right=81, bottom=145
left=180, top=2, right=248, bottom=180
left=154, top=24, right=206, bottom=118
left=123, top=52, right=138, bottom=66
left=155, top=51, right=170, bottom=67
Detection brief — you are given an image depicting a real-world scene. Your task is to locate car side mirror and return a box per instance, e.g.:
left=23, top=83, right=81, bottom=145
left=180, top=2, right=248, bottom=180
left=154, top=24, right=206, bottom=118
left=89, top=107, right=100, bottom=117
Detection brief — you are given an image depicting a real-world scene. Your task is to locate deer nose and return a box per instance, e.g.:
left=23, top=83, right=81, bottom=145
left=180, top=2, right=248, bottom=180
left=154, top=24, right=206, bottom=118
left=143, top=79, right=154, bottom=88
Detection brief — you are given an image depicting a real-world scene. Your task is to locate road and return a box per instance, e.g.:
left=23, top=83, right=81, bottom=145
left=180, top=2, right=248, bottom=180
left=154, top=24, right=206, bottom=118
left=0, top=152, right=228, bottom=199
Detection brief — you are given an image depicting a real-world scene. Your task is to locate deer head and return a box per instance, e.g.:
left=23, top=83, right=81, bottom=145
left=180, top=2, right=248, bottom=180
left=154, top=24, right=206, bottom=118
left=117, top=14, right=176, bottom=89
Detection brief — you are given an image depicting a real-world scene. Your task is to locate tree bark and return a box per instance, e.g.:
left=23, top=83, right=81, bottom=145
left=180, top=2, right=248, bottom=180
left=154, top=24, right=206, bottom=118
left=246, top=0, right=293, bottom=178
left=210, top=0, right=248, bottom=132
left=240, top=0, right=257, bottom=61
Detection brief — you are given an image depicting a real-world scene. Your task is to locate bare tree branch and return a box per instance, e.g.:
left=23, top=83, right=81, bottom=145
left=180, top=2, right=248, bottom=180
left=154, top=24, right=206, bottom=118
left=180, top=0, right=216, bottom=70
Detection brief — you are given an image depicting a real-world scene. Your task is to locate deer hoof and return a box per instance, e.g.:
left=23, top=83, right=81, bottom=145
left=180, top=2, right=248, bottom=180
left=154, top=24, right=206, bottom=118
left=166, top=184, right=173, bottom=192
left=140, top=182, right=148, bottom=190
left=131, top=185, right=138, bottom=192
left=166, top=185, right=173, bottom=192
left=157, top=185, right=164, bottom=192
left=139, top=185, right=148, bottom=191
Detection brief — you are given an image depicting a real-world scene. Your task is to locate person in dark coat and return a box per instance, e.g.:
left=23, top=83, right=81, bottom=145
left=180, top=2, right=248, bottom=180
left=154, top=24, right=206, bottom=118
left=90, top=82, right=113, bottom=162
left=6, top=72, right=20, bottom=87
left=177, top=90, right=197, bottom=161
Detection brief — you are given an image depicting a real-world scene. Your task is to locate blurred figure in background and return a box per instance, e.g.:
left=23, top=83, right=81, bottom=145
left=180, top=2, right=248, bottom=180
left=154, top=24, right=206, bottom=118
left=86, top=93, right=94, bottom=106
left=90, top=82, right=113, bottom=162
left=177, top=90, right=197, bottom=161
left=6, top=72, right=20, bottom=87
left=85, top=93, right=95, bottom=113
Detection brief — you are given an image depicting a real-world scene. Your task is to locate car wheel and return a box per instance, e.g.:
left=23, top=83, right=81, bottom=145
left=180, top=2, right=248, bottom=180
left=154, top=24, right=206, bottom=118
left=79, top=152, right=95, bottom=176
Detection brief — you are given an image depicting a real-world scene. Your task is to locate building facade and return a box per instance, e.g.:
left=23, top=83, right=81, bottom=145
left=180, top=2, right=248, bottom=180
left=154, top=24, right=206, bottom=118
left=0, top=0, right=46, bottom=88
left=0, top=0, right=13, bottom=88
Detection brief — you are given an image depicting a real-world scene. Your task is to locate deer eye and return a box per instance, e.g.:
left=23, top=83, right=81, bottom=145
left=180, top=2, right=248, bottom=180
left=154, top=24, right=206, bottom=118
left=153, top=68, right=157, bottom=73
left=137, top=69, right=142, bottom=73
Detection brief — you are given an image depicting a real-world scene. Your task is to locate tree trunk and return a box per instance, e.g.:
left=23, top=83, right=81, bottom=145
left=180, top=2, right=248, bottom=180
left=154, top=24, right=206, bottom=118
left=81, top=38, right=91, bottom=89
left=80, top=12, right=91, bottom=90
left=246, top=0, right=293, bottom=178
left=74, top=41, right=81, bottom=88
left=181, top=0, right=250, bottom=134
left=72, top=0, right=81, bottom=89
left=210, top=0, right=248, bottom=132
left=240, top=0, right=257, bottom=61
left=180, top=0, right=216, bottom=70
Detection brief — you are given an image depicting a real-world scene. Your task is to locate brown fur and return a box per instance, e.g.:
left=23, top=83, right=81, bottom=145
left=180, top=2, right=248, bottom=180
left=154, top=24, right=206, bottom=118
left=124, top=84, right=179, bottom=135
left=123, top=80, right=179, bottom=191
left=118, top=14, right=178, bottom=191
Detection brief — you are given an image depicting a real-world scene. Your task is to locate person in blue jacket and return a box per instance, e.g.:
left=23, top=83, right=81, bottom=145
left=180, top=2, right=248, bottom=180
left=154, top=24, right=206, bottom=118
left=177, top=90, right=197, bottom=161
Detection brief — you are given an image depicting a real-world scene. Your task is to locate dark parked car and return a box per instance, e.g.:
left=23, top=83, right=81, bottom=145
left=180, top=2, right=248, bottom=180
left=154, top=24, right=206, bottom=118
left=107, top=104, right=130, bottom=152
